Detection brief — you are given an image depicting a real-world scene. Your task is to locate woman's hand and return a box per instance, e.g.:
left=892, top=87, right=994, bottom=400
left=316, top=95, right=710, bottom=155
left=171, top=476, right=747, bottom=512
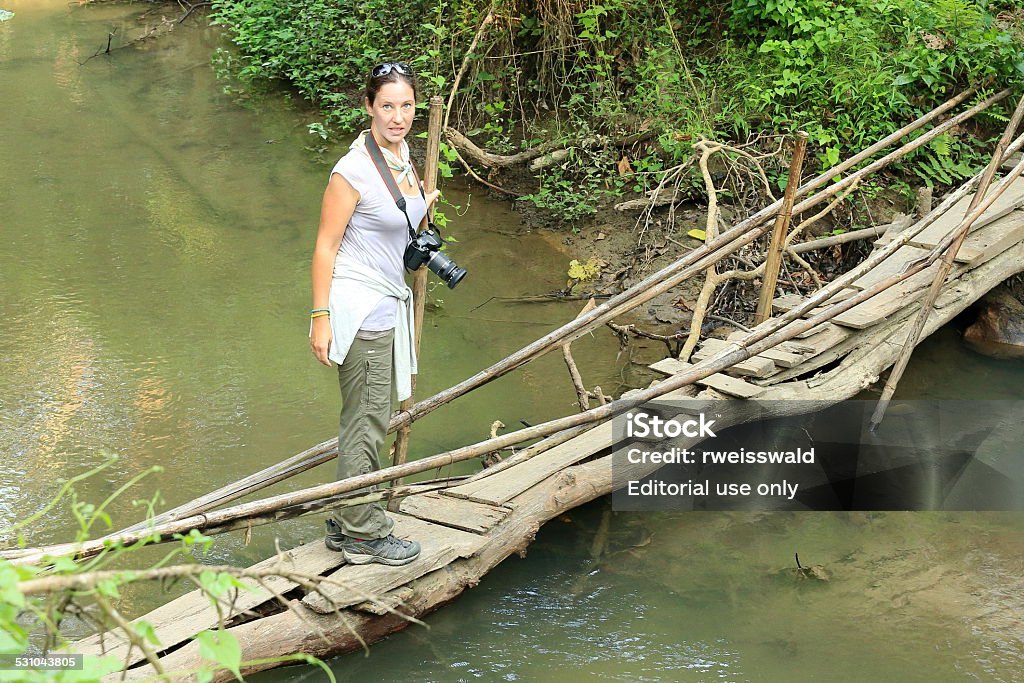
left=309, top=316, right=333, bottom=367
left=424, top=188, right=441, bottom=210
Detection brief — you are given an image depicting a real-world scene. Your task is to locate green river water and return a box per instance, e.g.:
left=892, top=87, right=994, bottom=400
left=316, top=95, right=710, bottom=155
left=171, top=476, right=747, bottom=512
left=1, top=3, right=1022, bottom=682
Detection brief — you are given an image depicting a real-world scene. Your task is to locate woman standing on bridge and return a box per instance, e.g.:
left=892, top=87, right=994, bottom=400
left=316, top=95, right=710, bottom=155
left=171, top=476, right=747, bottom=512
left=309, top=63, right=438, bottom=566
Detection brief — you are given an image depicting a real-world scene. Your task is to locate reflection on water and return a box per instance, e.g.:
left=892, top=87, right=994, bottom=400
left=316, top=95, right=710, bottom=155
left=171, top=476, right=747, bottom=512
left=2, top=3, right=1023, bottom=682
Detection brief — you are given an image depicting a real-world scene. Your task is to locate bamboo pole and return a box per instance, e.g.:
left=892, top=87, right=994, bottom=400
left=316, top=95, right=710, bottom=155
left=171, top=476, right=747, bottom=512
left=562, top=298, right=597, bottom=411
left=788, top=224, right=890, bottom=253
left=105, top=86, right=997, bottom=536
left=870, top=91, right=1024, bottom=429
left=756, top=131, right=808, bottom=324
left=388, top=96, right=445, bottom=511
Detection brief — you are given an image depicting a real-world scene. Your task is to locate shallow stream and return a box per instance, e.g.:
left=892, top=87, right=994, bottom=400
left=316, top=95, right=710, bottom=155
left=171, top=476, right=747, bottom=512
left=1, top=3, right=1022, bottom=681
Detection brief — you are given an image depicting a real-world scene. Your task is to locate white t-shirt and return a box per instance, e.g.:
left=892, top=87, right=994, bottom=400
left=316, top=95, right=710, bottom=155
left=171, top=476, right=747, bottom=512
left=330, top=144, right=426, bottom=330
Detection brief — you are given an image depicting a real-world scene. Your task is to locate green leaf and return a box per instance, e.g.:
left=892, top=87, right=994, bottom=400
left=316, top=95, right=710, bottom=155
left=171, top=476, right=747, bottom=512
left=51, top=556, right=79, bottom=574
left=198, top=571, right=234, bottom=598
left=175, top=529, right=213, bottom=552
left=195, top=630, right=242, bottom=681
left=134, top=620, right=162, bottom=647
left=0, top=564, right=25, bottom=611
left=221, top=574, right=258, bottom=597
left=825, top=146, right=841, bottom=167
left=930, top=134, right=951, bottom=158
left=97, top=579, right=120, bottom=600
left=0, top=625, right=27, bottom=653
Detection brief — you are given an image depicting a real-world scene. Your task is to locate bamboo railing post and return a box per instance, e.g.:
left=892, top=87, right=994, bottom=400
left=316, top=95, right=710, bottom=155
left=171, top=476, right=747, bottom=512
left=870, top=91, right=1024, bottom=429
left=388, top=96, right=444, bottom=511
left=562, top=298, right=597, bottom=411
left=756, top=131, right=808, bottom=324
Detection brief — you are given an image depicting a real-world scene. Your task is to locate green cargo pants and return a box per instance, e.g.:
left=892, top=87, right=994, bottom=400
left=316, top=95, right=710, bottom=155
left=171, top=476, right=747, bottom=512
left=330, top=329, right=396, bottom=540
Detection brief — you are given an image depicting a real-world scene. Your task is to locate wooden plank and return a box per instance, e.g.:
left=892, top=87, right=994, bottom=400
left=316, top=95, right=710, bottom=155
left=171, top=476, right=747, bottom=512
left=623, top=385, right=703, bottom=403
left=445, top=421, right=613, bottom=505
left=935, top=281, right=971, bottom=310
left=794, top=322, right=832, bottom=338
left=649, top=358, right=764, bottom=398
left=398, top=492, right=511, bottom=534
left=726, top=323, right=849, bottom=364
left=302, top=514, right=485, bottom=614
left=73, top=539, right=346, bottom=666
left=831, top=275, right=928, bottom=328
left=954, top=212, right=1024, bottom=267
left=875, top=176, right=1024, bottom=249
left=771, top=293, right=805, bottom=312
left=771, top=293, right=830, bottom=317
left=726, top=330, right=817, bottom=356
left=353, top=586, right=414, bottom=615
left=847, top=245, right=933, bottom=290
left=883, top=209, right=1024, bottom=263
left=760, top=336, right=862, bottom=386
left=772, top=285, right=859, bottom=316
left=787, top=322, right=850, bottom=354
left=691, top=338, right=777, bottom=377
left=755, top=346, right=809, bottom=368
left=778, top=340, right=817, bottom=354
left=797, top=247, right=967, bottom=330
left=714, top=335, right=806, bottom=368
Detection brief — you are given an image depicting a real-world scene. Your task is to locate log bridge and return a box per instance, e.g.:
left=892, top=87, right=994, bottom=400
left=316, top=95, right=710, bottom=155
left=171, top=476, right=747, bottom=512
left=7, top=89, right=1024, bottom=680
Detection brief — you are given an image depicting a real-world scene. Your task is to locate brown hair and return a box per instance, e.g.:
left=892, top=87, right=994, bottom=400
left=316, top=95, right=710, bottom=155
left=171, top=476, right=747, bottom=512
left=365, top=64, right=419, bottom=104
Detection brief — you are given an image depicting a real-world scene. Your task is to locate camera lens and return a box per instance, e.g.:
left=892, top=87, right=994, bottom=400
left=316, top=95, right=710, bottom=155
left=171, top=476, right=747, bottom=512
left=427, top=251, right=467, bottom=289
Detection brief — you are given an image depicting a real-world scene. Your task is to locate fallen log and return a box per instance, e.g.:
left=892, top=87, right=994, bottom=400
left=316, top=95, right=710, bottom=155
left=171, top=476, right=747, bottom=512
left=614, top=188, right=687, bottom=211
left=443, top=127, right=561, bottom=168
left=443, top=127, right=655, bottom=170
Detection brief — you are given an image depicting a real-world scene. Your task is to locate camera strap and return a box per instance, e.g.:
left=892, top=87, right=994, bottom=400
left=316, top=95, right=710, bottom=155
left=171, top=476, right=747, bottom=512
left=364, top=131, right=426, bottom=242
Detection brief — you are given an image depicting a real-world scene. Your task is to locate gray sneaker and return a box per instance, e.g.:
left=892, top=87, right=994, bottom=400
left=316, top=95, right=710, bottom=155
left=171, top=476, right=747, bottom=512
left=324, top=519, right=349, bottom=553
left=324, top=519, right=421, bottom=566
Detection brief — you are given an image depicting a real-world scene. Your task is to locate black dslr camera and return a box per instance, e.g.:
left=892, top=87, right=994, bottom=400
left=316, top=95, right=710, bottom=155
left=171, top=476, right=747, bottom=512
left=403, top=226, right=467, bottom=289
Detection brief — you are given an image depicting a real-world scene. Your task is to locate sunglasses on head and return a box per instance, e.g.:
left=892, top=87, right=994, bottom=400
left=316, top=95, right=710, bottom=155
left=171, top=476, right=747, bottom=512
left=371, top=62, right=412, bottom=78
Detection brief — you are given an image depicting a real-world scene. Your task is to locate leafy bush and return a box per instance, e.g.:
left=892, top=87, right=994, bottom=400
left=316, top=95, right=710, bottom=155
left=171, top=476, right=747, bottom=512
left=209, top=0, right=1024, bottom=222
left=210, top=0, right=443, bottom=131
left=0, top=458, right=341, bottom=682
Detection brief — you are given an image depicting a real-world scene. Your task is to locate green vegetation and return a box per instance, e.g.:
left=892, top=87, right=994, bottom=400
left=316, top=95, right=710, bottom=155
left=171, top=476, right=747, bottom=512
left=0, top=457, right=336, bottom=682
left=210, top=0, right=1024, bottom=221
